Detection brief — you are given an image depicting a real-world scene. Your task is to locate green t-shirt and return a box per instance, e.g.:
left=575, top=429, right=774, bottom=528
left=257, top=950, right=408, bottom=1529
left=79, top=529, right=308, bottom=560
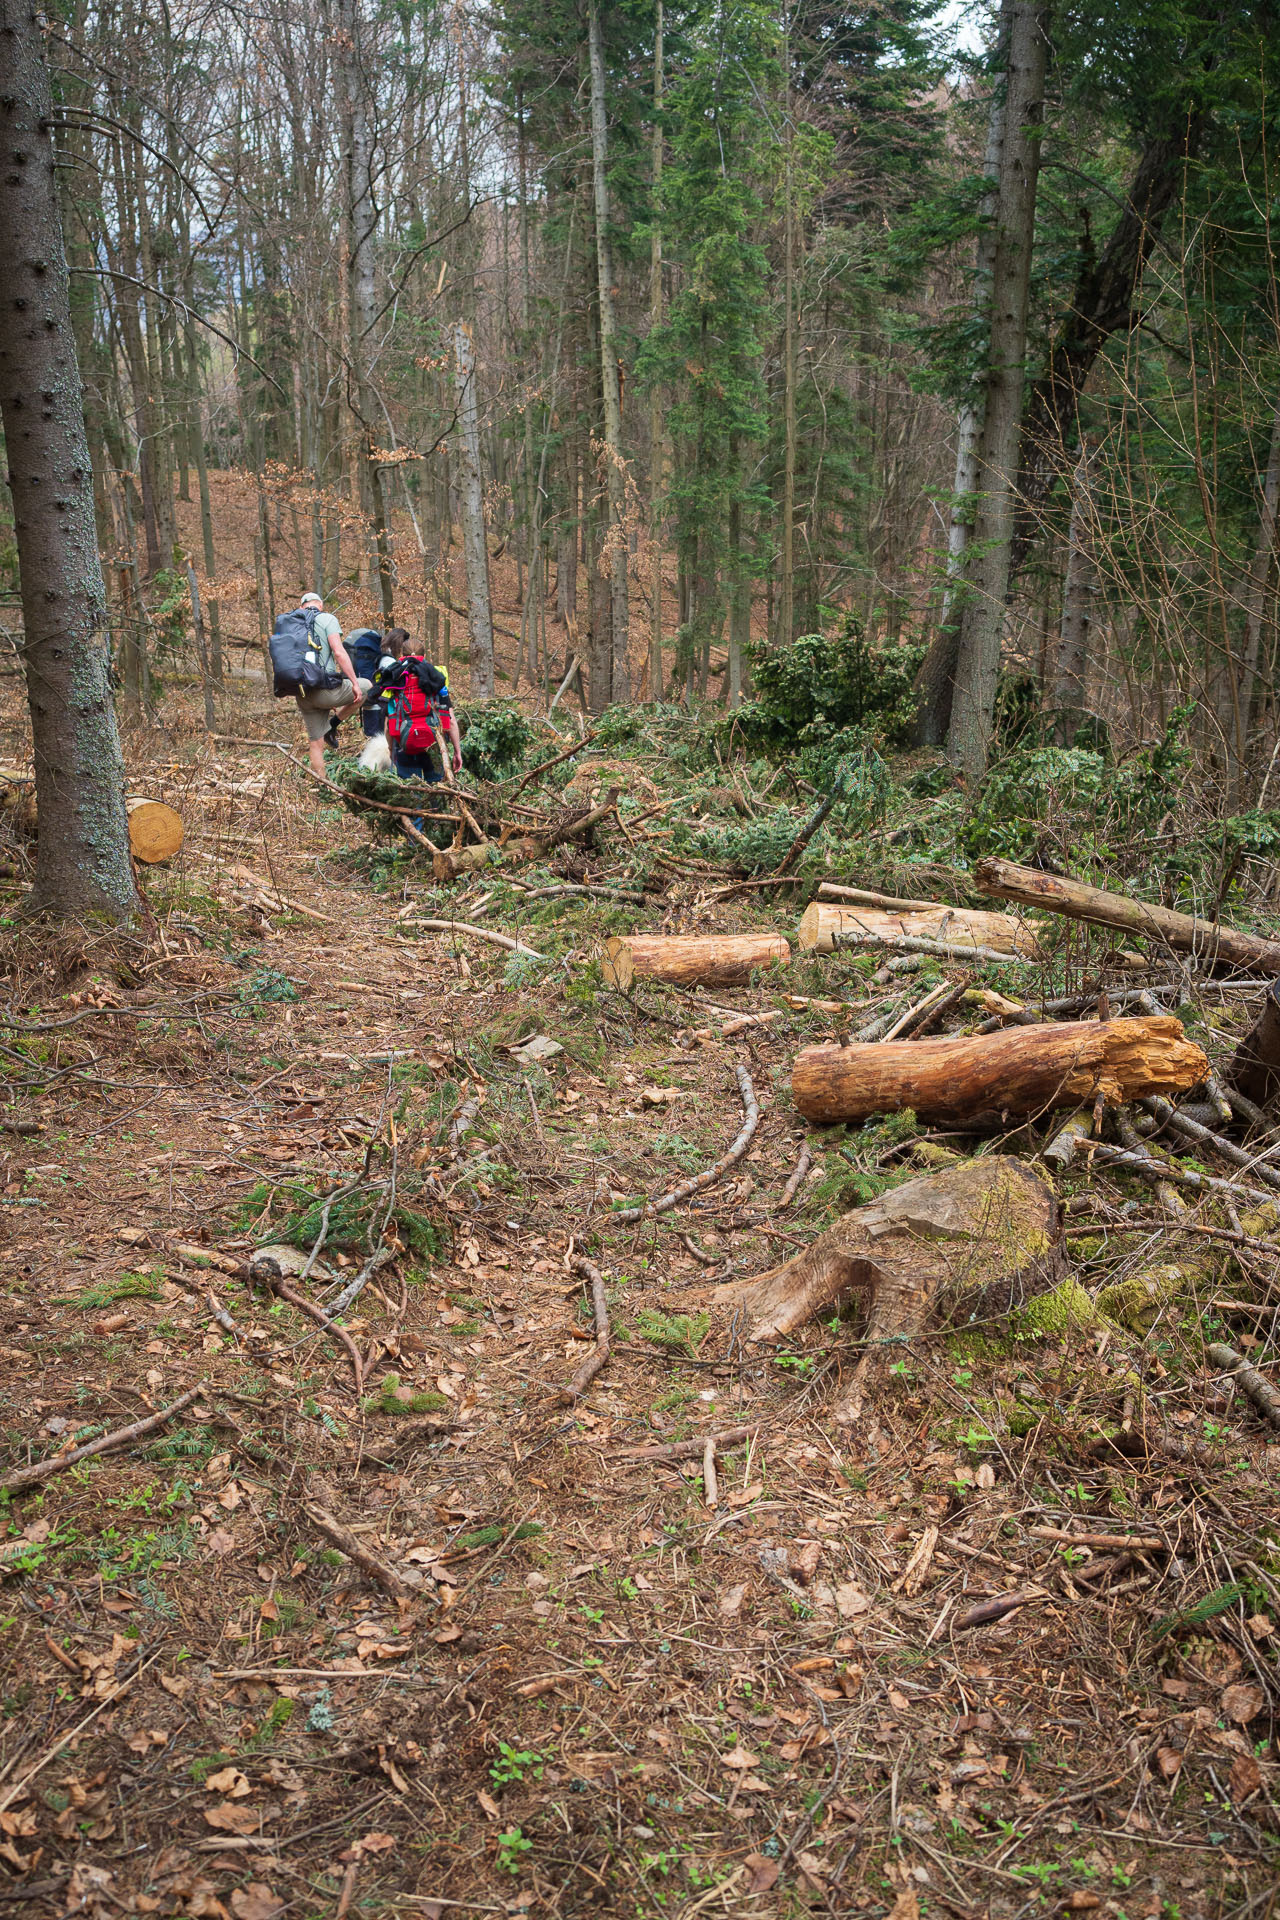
left=309, top=610, right=341, bottom=673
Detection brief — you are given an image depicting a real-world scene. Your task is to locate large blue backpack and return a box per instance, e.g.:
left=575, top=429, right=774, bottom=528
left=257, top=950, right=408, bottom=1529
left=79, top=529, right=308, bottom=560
left=269, top=607, right=340, bottom=697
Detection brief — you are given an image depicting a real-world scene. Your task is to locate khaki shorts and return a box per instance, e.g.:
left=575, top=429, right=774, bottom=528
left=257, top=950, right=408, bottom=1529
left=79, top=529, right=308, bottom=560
left=295, top=677, right=371, bottom=741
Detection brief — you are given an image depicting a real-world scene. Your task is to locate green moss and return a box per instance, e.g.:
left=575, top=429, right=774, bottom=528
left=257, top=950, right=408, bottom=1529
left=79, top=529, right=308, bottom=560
left=360, top=1372, right=450, bottom=1416
left=1096, top=1263, right=1192, bottom=1333
left=1016, top=1276, right=1102, bottom=1337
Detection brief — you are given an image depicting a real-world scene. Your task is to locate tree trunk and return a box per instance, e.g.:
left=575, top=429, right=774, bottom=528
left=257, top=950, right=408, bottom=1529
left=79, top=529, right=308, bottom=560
left=452, top=320, right=495, bottom=697
left=601, top=933, right=791, bottom=990
left=913, top=2, right=1011, bottom=747
left=777, top=9, right=797, bottom=650
left=974, top=854, right=1280, bottom=973
left=1230, top=392, right=1280, bottom=791
left=792, top=1016, right=1208, bottom=1129
left=711, top=1156, right=1064, bottom=1423
left=947, top=2, right=1047, bottom=777
left=0, top=0, right=137, bottom=920
left=648, top=0, right=665, bottom=701
left=1051, top=435, right=1100, bottom=720
left=1226, top=979, right=1280, bottom=1112
left=587, top=0, right=629, bottom=703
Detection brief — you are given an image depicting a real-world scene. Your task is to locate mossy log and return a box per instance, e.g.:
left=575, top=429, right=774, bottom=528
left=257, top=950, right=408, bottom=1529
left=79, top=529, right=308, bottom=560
left=711, top=1156, right=1063, bottom=1423
left=798, top=900, right=1044, bottom=958
left=602, top=932, right=791, bottom=990
left=792, top=1015, right=1208, bottom=1128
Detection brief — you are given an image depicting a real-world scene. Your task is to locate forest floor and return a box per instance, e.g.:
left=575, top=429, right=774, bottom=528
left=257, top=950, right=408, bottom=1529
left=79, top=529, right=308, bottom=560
left=0, top=671, right=1278, bottom=1920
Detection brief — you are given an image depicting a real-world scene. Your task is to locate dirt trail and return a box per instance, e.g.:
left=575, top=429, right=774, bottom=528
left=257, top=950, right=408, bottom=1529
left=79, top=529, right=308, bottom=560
left=0, top=687, right=1275, bottom=1919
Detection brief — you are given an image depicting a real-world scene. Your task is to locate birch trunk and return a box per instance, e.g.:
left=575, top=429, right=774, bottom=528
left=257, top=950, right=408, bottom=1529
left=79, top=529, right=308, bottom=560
left=587, top=0, right=629, bottom=703
left=453, top=320, right=495, bottom=697
left=0, top=0, right=137, bottom=920
left=913, top=0, right=1011, bottom=746
left=948, top=2, right=1048, bottom=777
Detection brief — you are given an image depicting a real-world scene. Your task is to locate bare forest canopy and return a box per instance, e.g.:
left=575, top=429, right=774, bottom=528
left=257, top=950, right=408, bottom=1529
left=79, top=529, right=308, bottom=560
left=1, top=0, right=1278, bottom=788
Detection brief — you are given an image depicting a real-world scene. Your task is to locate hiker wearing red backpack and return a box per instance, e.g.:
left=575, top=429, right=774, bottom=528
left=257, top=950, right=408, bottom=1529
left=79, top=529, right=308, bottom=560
left=368, top=629, right=462, bottom=783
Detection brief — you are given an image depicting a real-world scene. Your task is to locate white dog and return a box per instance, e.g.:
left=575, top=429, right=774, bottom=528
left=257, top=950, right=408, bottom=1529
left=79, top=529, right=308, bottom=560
left=357, top=731, right=392, bottom=774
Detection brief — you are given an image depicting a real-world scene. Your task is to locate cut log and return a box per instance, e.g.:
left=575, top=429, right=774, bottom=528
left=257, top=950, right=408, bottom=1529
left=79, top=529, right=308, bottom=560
left=430, top=787, right=620, bottom=884
left=602, top=932, right=791, bottom=991
left=798, top=900, right=1043, bottom=959
left=125, top=798, right=184, bottom=864
left=974, top=855, right=1280, bottom=973
left=711, top=1156, right=1063, bottom=1423
left=792, top=1015, right=1208, bottom=1129
left=1225, top=977, right=1280, bottom=1110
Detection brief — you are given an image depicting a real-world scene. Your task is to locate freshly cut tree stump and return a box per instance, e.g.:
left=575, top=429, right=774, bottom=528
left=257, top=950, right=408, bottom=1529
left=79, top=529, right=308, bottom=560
left=125, top=798, right=184, bottom=864
left=711, top=1156, right=1063, bottom=1422
left=974, top=855, right=1280, bottom=972
left=792, top=1015, right=1207, bottom=1128
left=798, top=900, right=1043, bottom=958
left=602, top=932, right=791, bottom=990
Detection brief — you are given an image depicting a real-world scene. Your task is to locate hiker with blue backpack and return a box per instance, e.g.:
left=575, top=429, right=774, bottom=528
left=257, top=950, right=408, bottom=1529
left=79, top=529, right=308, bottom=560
left=267, top=592, right=370, bottom=777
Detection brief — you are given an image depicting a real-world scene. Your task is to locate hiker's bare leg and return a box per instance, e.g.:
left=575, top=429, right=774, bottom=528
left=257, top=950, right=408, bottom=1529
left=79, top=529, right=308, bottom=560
left=307, top=738, right=327, bottom=778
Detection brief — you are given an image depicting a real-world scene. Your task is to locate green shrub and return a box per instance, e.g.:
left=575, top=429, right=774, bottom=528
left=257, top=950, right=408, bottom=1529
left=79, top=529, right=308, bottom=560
left=460, top=702, right=535, bottom=781
left=716, top=618, right=923, bottom=756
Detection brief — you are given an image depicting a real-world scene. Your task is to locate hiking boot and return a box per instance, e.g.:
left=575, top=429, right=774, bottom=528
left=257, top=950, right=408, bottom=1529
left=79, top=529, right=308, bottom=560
left=323, top=720, right=342, bottom=749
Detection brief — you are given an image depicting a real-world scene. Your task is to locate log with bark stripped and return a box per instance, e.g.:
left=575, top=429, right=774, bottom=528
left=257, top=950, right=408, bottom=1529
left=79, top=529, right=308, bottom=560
left=792, top=1015, right=1207, bottom=1128
left=711, top=1156, right=1063, bottom=1423
left=601, top=932, right=791, bottom=990
left=798, top=900, right=1043, bottom=958
left=974, top=855, right=1280, bottom=972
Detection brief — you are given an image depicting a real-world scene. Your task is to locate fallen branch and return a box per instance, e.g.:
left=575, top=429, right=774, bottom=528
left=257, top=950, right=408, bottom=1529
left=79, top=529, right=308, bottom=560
left=611, top=1061, right=759, bottom=1224
left=1082, top=1139, right=1275, bottom=1209
left=558, top=1254, right=611, bottom=1403
left=0, top=1387, right=202, bottom=1495
left=975, top=855, right=1280, bottom=973
left=450, top=1095, right=481, bottom=1157
left=1142, top=1095, right=1280, bottom=1195
left=826, top=928, right=1035, bottom=968
left=400, top=917, right=542, bottom=959
left=617, top=1424, right=757, bottom=1462
left=780, top=1142, right=812, bottom=1210
left=253, top=1265, right=364, bottom=1395
left=702, top=1437, right=719, bottom=1507
left=1206, top=1342, right=1280, bottom=1429
left=1030, top=1527, right=1169, bottom=1552
left=953, top=1587, right=1048, bottom=1631
left=775, top=790, right=838, bottom=875
left=499, top=728, right=601, bottom=797
left=303, top=1502, right=416, bottom=1597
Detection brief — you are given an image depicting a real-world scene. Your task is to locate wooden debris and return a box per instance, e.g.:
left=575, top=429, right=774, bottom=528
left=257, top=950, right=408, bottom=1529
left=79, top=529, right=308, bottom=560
left=401, top=917, right=542, bottom=959
left=798, top=899, right=1042, bottom=958
left=816, top=880, right=959, bottom=914
left=792, top=1016, right=1208, bottom=1127
left=0, top=1387, right=203, bottom=1495
left=702, top=1438, right=719, bottom=1507
left=126, top=798, right=184, bottom=864
left=611, top=1061, right=759, bottom=1223
left=618, top=1424, right=757, bottom=1463
left=558, top=1254, right=612, bottom=1402
left=1207, top=1342, right=1280, bottom=1428
left=303, top=1502, right=417, bottom=1597
left=780, top=1142, right=812, bottom=1209
left=251, top=1255, right=364, bottom=1394
left=711, top=1156, right=1062, bottom=1423
left=601, top=932, right=791, bottom=990
left=974, top=854, right=1280, bottom=972
left=1142, top=1094, right=1280, bottom=1194
left=1031, top=1528, right=1169, bottom=1551
left=954, top=1587, right=1047, bottom=1630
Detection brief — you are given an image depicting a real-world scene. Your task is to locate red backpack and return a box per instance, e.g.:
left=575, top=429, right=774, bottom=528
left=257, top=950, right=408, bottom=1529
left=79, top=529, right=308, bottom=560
left=386, top=658, right=444, bottom=756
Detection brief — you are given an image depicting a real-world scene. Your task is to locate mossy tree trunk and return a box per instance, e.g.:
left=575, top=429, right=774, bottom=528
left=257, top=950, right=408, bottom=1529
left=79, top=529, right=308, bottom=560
left=0, top=0, right=137, bottom=921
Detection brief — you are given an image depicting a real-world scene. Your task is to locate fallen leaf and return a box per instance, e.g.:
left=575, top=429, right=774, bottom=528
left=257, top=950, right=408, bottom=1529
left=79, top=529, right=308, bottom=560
left=161, top=1674, right=191, bottom=1699
left=0, top=1807, right=37, bottom=1838
left=1222, top=1682, right=1265, bottom=1724
left=725, top=1482, right=764, bottom=1509
left=205, top=1767, right=251, bottom=1798
left=717, top=1584, right=746, bottom=1619
left=792, top=1542, right=821, bottom=1586
left=230, top=1887, right=283, bottom=1920
left=206, top=1528, right=237, bottom=1556
left=887, top=1687, right=911, bottom=1712
left=886, top=1886, right=918, bottom=1920
left=1229, top=1754, right=1263, bottom=1802
left=744, top=1853, right=780, bottom=1894
left=218, top=1482, right=243, bottom=1511
left=719, top=1747, right=760, bottom=1771
left=203, top=1804, right=262, bottom=1834
left=1246, top=1613, right=1273, bottom=1640
left=477, top=1790, right=501, bottom=1822
left=1065, top=1892, right=1102, bottom=1911
left=834, top=1582, right=870, bottom=1619
left=737, top=1773, right=772, bottom=1793
left=340, top=1832, right=397, bottom=1861
left=1153, top=1747, right=1183, bottom=1780
left=0, top=1841, right=34, bottom=1873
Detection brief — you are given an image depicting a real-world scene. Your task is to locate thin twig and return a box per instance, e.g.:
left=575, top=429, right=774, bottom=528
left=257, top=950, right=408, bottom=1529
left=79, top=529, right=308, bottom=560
left=0, top=1387, right=202, bottom=1495
left=611, top=1062, right=759, bottom=1224
left=557, top=1254, right=611, bottom=1402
